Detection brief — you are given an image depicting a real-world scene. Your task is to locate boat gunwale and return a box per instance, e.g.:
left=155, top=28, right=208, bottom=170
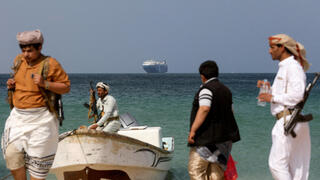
left=64, top=128, right=173, bottom=154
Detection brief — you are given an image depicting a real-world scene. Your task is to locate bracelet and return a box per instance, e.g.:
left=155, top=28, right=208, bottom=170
left=44, top=81, right=50, bottom=90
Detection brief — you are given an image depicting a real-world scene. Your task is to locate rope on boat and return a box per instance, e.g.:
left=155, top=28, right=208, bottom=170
left=76, top=134, right=89, bottom=165
left=58, top=129, right=76, bottom=142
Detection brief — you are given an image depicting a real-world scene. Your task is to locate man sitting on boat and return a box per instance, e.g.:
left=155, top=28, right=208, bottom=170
left=89, top=82, right=121, bottom=133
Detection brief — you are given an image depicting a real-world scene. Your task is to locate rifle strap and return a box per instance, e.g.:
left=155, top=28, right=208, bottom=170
left=11, top=55, right=50, bottom=78
left=37, top=58, right=58, bottom=117
left=11, top=57, right=22, bottom=74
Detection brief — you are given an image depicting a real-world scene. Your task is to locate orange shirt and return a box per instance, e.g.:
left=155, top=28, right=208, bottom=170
left=13, top=54, right=70, bottom=109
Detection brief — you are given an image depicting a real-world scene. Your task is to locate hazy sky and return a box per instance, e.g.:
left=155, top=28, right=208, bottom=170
left=0, top=0, right=319, bottom=73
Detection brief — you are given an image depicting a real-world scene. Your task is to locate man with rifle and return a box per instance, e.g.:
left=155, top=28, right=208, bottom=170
left=258, top=34, right=312, bottom=180
left=284, top=73, right=320, bottom=137
left=2, top=30, right=70, bottom=180
left=88, top=82, right=121, bottom=133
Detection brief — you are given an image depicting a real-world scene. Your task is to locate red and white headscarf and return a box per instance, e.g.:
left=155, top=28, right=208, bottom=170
left=269, top=34, right=310, bottom=72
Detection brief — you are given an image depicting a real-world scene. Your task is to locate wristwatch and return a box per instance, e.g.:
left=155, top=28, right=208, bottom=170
left=45, top=81, right=50, bottom=90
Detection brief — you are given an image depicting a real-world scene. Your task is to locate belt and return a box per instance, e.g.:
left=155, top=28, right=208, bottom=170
left=276, top=109, right=294, bottom=120
left=100, top=116, right=120, bottom=127
left=107, top=116, right=119, bottom=121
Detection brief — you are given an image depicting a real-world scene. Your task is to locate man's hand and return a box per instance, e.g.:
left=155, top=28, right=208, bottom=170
left=32, top=74, right=45, bottom=88
left=258, top=93, right=272, bottom=102
left=7, top=78, right=15, bottom=90
left=89, top=123, right=98, bottom=130
left=188, top=131, right=195, bottom=144
left=188, top=106, right=210, bottom=145
left=32, top=74, right=70, bottom=94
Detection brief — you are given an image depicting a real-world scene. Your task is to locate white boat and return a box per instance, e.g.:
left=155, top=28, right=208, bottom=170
left=142, top=60, right=168, bottom=73
left=50, top=114, right=174, bottom=180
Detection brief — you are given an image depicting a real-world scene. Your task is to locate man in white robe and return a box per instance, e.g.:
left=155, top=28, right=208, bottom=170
left=258, top=34, right=311, bottom=180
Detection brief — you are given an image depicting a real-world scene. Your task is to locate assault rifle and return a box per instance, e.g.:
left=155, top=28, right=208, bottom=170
left=83, top=81, right=100, bottom=123
left=284, top=72, right=320, bottom=137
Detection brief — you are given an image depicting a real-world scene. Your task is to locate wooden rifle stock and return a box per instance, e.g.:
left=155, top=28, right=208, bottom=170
left=284, top=72, right=320, bottom=137
left=87, top=81, right=99, bottom=123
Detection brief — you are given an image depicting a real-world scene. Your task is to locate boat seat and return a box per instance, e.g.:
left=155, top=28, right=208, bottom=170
left=119, top=112, right=139, bottom=128
left=118, top=127, right=163, bottom=148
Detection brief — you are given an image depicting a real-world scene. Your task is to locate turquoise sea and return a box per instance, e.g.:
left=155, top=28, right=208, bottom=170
left=0, top=73, right=320, bottom=180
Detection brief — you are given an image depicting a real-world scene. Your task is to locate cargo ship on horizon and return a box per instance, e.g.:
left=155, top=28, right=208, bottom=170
left=142, top=60, right=168, bottom=73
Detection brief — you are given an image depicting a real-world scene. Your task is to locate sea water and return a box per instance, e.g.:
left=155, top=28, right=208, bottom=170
left=0, top=73, right=319, bottom=180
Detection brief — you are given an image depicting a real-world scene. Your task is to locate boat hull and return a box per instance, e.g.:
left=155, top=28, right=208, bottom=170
left=50, top=129, right=173, bottom=180
left=142, top=64, right=168, bottom=73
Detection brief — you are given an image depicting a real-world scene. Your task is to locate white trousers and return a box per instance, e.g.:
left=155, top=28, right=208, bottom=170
left=268, top=116, right=310, bottom=180
left=97, top=120, right=121, bottom=133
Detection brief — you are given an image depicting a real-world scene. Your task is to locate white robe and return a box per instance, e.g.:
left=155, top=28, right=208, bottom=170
left=269, top=56, right=310, bottom=180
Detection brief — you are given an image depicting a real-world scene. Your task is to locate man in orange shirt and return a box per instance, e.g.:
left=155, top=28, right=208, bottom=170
left=2, top=29, right=70, bottom=180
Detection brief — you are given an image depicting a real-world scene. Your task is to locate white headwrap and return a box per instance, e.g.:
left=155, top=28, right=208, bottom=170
left=96, top=82, right=110, bottom=91
left=16, top=29, right=44, bottom=45
left=269, top=34, right=310, bottom=72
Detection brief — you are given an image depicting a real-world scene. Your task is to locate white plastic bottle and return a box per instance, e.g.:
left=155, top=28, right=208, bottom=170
left=257, top=79, right=269, bottom=107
